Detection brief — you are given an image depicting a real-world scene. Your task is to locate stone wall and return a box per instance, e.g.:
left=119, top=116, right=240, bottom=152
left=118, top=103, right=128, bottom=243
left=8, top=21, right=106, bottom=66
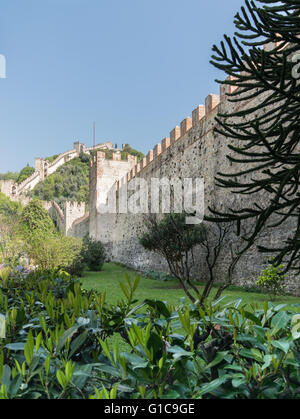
left=87, top=79, right=299, bottom=295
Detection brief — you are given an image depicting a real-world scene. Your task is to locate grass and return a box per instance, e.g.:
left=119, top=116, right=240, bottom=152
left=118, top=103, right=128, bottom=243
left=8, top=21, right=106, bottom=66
left=81, top=263, right=300, bottom=309
left=81, top=263, right=300, bottom=353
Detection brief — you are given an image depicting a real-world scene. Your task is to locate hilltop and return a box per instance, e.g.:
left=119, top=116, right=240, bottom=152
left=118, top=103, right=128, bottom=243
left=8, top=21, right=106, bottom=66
left=0, top=143, right=144, bottom=208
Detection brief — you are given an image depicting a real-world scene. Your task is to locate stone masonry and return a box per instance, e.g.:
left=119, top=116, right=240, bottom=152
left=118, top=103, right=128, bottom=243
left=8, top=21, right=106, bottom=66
left=81, top=72, right=299, bottom=295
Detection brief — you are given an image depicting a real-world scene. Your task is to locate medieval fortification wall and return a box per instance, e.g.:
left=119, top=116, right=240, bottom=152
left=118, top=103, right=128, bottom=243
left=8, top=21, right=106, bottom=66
left=87, top=73, right=298, bottom=294
left=0, top=141, right=116, bottom=198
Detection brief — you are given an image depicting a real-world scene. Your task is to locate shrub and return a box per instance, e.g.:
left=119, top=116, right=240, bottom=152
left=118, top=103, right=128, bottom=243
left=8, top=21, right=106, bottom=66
left=65, top=250, right=86, bottom=277
left=0, top=270, right=142, bottom=399
left=257, top=261, right=287, bottom=297
left=144, top=271, right=176, bottom=282
left=45, top=154, right=59, bottom=163
left=0, top=172, right=19, bottom=182
left=16, top=165, right=35, bottom=184
left=81, top=235, right=106, bottom=271
left=79, top=151, right=91, bottom=163
left=21, top=199, right=55, bottom=234
left=0, top=193, right=22, bottom=218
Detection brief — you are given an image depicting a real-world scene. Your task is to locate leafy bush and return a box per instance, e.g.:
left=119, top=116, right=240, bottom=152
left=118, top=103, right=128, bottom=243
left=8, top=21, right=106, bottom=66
left=0, top=197, right=24, bottom=267
left=1, top=198, right=86, bottom=275
left=31, top=158, right=90, bottom=206
left=0, top=193, right=22, bottom=218
left=21, top=199, right=55, bottom=234
left=121, top=144, right=145, bottom=163
left=0, top=270, right=142, bottom=399
left=257, top=261, right=287, bottom=297
left=24, top=231, right=83, bottom=273
left=45, top=154, right=59, bottom=163
left=16, top=165, right=35, bottom=184
left=78, top=151, right=90, bottom=163
left=65, top=252, right=86, bottom=277
left=0, top=268, right=299, bottom=399
left=81, top=235, right=106, bottom=272
left=105, top=298, right=300, bottom=399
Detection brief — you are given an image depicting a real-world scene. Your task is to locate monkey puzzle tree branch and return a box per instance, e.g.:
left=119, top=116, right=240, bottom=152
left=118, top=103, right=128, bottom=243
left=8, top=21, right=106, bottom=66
left=208, top=0, right=300, bottom=273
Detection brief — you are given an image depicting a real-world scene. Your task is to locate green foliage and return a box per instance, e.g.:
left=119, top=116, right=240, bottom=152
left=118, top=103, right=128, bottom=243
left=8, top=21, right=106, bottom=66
left=0, top=216, right=24, bottom=267
left=78, top=151, right=90, bottom=163
left=0, top=193, right=22, bottom=218
left=208, top=0, right=300, bottom=273
left=81, top=235, right=106, bottom=272
left=0, top=269, right=143, bottom=399
left=44, top=154, right=59, bottom=163
left=21, top=200, right=55, bottom=234
left=0, top=172, right=19, bottom=182
left=140, top=213, right=205, bottom=262
left=0, top=268, right=299, bottom=399
left=0, top=198, right=84, bottom=274
left=31, top=157, right=90, bottom=206
left=65, top=251, right=86, bottom=278
left=24, top=231, right=83, bottom=272
left=19, top=200, right=84, bottom=272
left=0, top=195, right=24, bottom=266
left=31, top=145, right=143, bottom=206
left=140, top=213, right=206, bottom=303
left=144, top=271, right=176, bottom=282
left=121, top=144, right=145, bottom=163
left=257, top=261, right=287, bottom=297
left=16, top=165, right=35, bottom=185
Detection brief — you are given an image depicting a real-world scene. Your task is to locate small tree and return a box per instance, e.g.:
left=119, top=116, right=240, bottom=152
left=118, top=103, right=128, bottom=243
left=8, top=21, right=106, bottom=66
left=256, top=260, right=287, bottom=299
left=0, top=192, right=22, bottom=218
left=82, top=235, right=106, bottom=272
left=140, top=213, right=206, bottom=303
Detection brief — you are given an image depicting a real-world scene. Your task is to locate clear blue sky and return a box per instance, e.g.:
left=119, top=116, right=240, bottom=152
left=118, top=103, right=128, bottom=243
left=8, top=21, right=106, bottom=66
left=0, top=0, right=244, bottom=173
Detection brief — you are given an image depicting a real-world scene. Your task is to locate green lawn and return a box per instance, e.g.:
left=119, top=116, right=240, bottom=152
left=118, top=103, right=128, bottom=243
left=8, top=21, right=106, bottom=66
left=81, top=263, right=300, bottom=353
left=81, top=263, right=300, bottom=309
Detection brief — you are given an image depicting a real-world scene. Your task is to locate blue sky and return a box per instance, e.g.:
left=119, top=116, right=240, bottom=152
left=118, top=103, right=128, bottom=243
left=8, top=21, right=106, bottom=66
left=0, top=0, right=244, bottom=172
